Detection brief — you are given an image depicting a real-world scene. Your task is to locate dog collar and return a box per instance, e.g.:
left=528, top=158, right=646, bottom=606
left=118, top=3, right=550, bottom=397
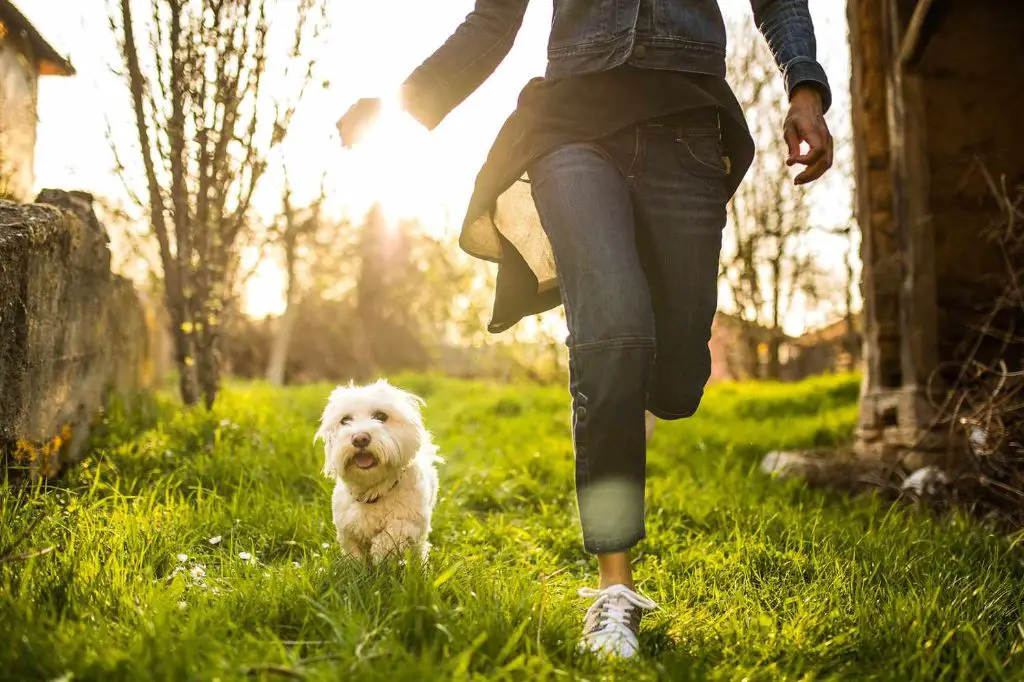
left=356, top=479, right=399, bottom=504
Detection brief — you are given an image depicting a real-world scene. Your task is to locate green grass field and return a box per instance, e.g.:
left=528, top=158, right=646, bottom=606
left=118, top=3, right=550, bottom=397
left=2, top=374, right=1023, bottom=681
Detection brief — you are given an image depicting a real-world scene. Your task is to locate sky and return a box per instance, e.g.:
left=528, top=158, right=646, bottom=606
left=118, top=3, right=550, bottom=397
left=24, top=0, right=853, bottom=334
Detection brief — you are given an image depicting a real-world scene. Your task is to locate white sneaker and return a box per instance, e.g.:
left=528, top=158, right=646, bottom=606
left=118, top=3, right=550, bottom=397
left=578, top=584, right=658, bottom=659
left=644, top=411, right=656, bottom=443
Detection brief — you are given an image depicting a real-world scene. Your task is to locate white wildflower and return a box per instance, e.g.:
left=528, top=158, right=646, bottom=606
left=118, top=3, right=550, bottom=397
left=292, top=561, right=301, bottom=569
left=238, top=551, right=253, bottom=561
left=321, top=543, right=329, bottom=549
left=208, top=536, right=222, bottom=545
left=176, top=553, right=188, bottom=562
left=190, top=565, right=206, bottom=579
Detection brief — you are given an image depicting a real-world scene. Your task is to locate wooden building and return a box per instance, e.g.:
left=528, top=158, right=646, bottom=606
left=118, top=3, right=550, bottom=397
left=849, top=0, right=1024, bottom=466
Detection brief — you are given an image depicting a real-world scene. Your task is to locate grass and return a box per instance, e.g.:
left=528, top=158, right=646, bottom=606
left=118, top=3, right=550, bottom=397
left=1, top=372, right=1022, bottom=681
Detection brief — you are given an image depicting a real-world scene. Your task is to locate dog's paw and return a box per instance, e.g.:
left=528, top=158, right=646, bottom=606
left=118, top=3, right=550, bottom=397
left=369, top=529, right=430, bottom=565
left=339, top=534, right=365, bottom=560
left=369, top=534, right=408, bottom=564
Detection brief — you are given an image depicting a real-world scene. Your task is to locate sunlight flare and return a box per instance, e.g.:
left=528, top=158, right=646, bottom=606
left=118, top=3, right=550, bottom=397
left=337, top=94, right=436, bottom=225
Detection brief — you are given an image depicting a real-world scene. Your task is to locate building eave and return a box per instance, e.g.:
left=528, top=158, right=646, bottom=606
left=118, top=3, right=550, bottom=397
left=0, top=0, right=75, bottom=76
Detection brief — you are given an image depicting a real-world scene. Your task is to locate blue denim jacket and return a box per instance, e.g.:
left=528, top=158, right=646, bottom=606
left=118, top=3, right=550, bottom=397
left=403, top=0, right=831, bottom=130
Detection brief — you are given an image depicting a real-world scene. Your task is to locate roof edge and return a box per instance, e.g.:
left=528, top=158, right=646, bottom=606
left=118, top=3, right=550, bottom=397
left=0, top=0, right=75, bottom=76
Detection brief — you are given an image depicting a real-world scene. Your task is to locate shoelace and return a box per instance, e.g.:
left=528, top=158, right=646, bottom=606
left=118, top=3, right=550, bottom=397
left=579, top=585, right=658, bottom=634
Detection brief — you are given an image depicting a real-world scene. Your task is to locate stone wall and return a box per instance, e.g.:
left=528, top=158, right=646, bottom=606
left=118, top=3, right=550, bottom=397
left=0, top=190, right=148, bottom=478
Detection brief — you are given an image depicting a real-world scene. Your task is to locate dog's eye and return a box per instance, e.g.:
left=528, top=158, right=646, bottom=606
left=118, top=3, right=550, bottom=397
left=340, top=415, right=352, bottom=426
left=372, top=411, right=389, bottom=423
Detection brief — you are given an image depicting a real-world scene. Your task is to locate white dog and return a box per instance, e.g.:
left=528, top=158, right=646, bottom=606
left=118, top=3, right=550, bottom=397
left=315, top=380, right=439, bottom=563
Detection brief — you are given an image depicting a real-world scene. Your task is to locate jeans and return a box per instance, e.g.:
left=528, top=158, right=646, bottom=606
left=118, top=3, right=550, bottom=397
left=528, top=109, right=730, bottom=553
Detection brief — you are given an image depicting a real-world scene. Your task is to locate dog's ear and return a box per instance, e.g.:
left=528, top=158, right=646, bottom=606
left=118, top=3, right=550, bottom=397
left=321, top=456, right=338, bottom=479
left=316, top=405, right=340, bottom=478
left=398, top=387, right=426, bottom=413
left=315, top=421, right=335, bottom=478
left=314, top=386, right=347, bottom=444
left=313, top=422, right=330, bottom=445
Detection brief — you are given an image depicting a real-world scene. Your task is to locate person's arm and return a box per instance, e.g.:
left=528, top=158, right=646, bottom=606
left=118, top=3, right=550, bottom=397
left=750, top=0, right=831, bottom=111
left=750, top=0, right=834, bottom=184
left=337, top=0, right=528, bottom=147
left=402, top=0, right=530, bottom=130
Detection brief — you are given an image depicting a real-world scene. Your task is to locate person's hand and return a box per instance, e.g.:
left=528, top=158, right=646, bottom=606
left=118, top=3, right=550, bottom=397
left=783, top=86, right=833, bottom=185
left=337, top=98, right=383, bottom=149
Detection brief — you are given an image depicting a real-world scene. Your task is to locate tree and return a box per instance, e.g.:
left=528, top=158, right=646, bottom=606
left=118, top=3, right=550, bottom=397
left=823, top=189, right=863, bottom=367
left=263, top=173, right=333, bottom=386
left=109, top=0, right=325, bottom=406
left=241, top=204, right=479, bottom=384
left=721, top=18, right=822, bottom=379
left=349, top=207, right=470, bottom=375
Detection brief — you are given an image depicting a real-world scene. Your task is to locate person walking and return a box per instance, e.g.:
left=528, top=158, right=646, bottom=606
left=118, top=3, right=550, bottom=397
left=338, top=0, right=833, bottom=659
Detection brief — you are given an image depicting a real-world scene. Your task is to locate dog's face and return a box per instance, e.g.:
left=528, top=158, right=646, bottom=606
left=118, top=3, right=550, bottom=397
left=316, top=380, right=425, bottom=485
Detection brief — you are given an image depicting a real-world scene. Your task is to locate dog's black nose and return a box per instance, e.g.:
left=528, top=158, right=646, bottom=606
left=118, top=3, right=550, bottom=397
left=352, top=432, right=371, bottom=448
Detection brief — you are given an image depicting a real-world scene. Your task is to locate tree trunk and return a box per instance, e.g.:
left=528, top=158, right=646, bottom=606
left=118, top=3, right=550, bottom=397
left=196, top=328, right=221, bottom=410
left=166, top=295, right=198, bottom=405
left=266, top=300, right=299, bottom=386
left=767, top=258, right=784, bottom=380
left=195, top=289, right=223, bottom=410
left=266, top=224, right=299, bottom=386
left=767, top=332, right=783, bottom=380
left=737, top=325, right=761, bottom=379
left=195, top=240, right=225, bottom=409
